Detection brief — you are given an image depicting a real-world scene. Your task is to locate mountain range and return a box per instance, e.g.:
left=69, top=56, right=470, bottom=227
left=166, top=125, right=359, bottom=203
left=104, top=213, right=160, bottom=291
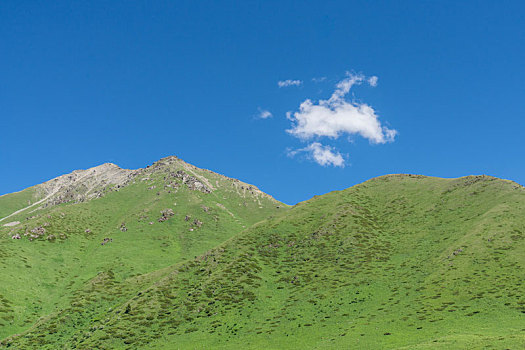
left=0, top=156, right=524, bottom=349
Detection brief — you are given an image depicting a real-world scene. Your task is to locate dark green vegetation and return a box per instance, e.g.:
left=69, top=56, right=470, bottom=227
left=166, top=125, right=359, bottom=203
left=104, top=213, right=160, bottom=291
left=1, top=162, right=524, bottom=349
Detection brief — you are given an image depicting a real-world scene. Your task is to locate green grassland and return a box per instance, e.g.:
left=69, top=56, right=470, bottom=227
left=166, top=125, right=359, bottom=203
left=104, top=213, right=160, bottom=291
left=0, top=157, right=284, bottom=343
left=1, top=171, right=524, bottom=349
left=0, top=187, right=40, bottom=219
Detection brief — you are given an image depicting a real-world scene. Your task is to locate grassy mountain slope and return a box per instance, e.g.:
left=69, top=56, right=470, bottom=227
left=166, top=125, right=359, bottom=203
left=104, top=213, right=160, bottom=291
left=3, top=174, right=524, bottom=349
left=0, top=188, right=39, bottom=220
left=0, top=156, right=285, bottom=341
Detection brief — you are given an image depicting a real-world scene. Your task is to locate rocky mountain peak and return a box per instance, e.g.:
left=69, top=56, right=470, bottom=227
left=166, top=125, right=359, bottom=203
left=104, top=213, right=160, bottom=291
left=37, top=163, right=136, bottom=207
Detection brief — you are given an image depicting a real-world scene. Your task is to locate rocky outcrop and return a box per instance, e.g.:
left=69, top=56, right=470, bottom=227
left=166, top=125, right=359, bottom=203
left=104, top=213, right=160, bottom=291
left=39, top=163, right=138, bottom=207
left=158, top=208, right=175, bottom=222
left=101, top=237, right=113, bottom=246
left=174, top=170, right=211, bottom=193
left=24, top=225, right=46, bottom=241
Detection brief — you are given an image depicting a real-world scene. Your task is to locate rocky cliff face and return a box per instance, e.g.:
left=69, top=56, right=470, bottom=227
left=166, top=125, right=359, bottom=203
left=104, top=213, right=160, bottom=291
left=38, top=163, right=136, bottom=207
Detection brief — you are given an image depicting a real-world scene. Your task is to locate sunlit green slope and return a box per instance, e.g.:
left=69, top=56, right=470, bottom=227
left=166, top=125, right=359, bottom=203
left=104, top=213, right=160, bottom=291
left=0, top=187, right=40, bottom=220
left=2, top=174, right=524, bottom=349
left=0, top=156, right=285, bottom=341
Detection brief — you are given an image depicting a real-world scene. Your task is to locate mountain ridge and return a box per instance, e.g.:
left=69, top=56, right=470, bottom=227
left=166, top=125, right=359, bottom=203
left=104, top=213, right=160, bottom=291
left=0, top=155, right=282, bottom=224
left=0, top=158, right=523, bottom=349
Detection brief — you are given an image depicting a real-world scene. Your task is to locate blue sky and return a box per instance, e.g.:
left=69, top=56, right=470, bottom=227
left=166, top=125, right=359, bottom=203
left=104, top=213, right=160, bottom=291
left=1, top=1, right=524, bottom=204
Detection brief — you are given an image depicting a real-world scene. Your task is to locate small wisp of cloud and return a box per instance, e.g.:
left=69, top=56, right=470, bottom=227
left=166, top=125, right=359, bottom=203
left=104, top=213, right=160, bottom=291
left=278, top=79, right=303, bottom=88
left=288, top=142, right=345, bottom=167
left=257, top=108, right=273, bottom=119
left=285, top=72, right=396, bottom=167
left=368, top=76, right=378, bottom=87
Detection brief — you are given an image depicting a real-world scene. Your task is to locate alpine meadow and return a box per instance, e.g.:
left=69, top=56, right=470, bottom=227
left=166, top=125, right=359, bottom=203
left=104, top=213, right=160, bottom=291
left=0, top=156, right=524, bottom=349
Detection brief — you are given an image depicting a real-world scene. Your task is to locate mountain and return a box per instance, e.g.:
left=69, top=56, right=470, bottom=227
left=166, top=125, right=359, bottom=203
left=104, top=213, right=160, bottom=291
left=0, top=156, right=285, bottom=342
left=1, top=162, right=524, bottom=349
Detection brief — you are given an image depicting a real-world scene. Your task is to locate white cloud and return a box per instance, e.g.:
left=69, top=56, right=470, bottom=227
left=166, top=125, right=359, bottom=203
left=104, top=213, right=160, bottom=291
left=288, top=142, right=345, bottom=167
left=286, top=73, right=396, bottom=144
left=368, top=76, right=378, bottom=87
left=312, top=77, right=327, bottom=83
left=278, top=79, right=303, bottom=88
left=257, top=108, right=273, bottom=119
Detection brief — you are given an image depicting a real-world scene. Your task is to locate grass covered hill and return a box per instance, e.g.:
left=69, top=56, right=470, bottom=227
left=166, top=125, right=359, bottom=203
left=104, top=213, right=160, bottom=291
left=2, top=172, right=524, bottom=349
left=0, top=156, right=285, bottom=342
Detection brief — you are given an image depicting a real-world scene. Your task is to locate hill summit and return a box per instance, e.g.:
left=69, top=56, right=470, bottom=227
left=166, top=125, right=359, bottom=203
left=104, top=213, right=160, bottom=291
left=1, top=156, right=279, bottom=224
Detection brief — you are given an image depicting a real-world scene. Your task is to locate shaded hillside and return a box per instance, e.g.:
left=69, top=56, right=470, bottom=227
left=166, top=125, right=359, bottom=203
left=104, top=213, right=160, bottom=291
left=2, top=174, right=524, bottom=349
left=0, top=156, right=285, bottom=340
